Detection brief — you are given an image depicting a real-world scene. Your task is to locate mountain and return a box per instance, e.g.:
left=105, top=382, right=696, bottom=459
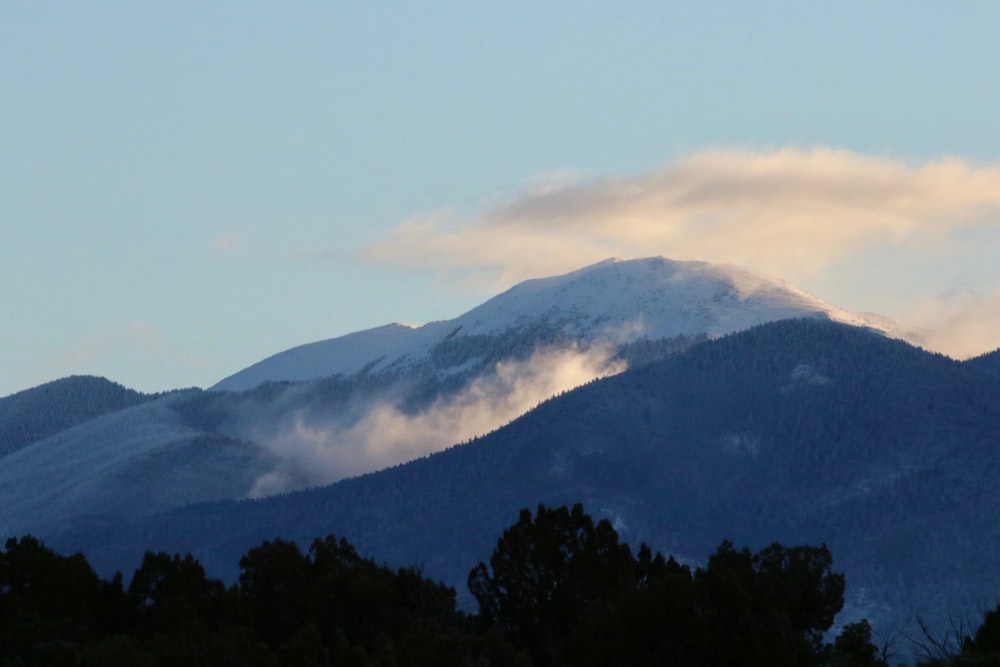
left=0, top=375, right=152, bottom=459
left=0, top=391, right=277, bottom=538
left=60, top=319, right=1000, bottom=646
left=1, top=258, right=910, bottom=547
left=212, top=256, right=906, bottom=391
left=966, top=347, right=1000, bottom=379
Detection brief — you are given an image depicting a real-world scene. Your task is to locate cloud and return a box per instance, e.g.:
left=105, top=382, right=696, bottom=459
left=362, top=148, right=1000, bottom=288
left=283, top=247, right=349, bottom=262
left=212, top=232, right=245, bottom=253
left=246, top=344, right=625, bottom=497
left=41, top=321, right=214, bottom=379
left=908, top=288, right=1000, bottom=359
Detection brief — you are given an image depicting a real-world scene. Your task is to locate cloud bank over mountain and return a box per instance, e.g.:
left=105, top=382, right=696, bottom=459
left=365, top=148, right=1000, bottom=281
left=363, top=147, right=1000, bottom=356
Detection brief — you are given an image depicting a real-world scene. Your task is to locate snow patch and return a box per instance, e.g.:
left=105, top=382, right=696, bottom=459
left=720, top=433, right=760, bottom=457
left=781, top=364, right=831, bottom=393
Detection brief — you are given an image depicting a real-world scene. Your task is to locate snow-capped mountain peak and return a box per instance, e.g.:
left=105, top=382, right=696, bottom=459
left=212, top=257, right=904, bottom=392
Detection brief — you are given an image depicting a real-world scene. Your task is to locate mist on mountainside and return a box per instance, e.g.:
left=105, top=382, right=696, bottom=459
left=235, top=344, right=626, bottom=496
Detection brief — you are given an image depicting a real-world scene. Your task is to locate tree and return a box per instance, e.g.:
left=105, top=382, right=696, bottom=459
left=238, top=538, right=314, bottom=646
left=128, top=552, right=228, bottom=634
left=915, top=603, right=1000, bottom=666
left=468, top=503, right=635, bottom=666
left=827, top=620, right=889, bottom=666
left=973, top=604, right=1000, bottom=657
left=470, top=504, right=862, bottom=666
left=0, top=536, right=103, bottom=659
left=695, top=540, right=846, bottom=666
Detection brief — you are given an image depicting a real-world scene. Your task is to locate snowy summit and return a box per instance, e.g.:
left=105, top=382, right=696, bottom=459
left=212, top=257, right=905, bottom=392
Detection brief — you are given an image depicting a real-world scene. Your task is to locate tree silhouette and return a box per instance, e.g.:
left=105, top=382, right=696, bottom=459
left=468, top=503, right=635, bottom=665
left=470, top=504, right=872, bottom=667
left=695, top=540, right=845, bottom=665
left=0, top=536, right=103, bottom=659
left=238, top=538, right=314, bottom=647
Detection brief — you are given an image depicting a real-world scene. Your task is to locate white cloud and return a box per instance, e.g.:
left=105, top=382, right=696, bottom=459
left=246, top=344, right=625, bottom=497
left=361, top=147, right=1000, bottom=356
left=908, top=288, right=1000, bottom=359
left=212, top=232, right=245, bottom=253
left=363, top=148, right=1000, bottom=283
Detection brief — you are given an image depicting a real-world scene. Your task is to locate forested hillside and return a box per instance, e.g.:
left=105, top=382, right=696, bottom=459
left=60, top=319, right=1000, bottom=645
left=0, top=376, right=151, bottom=458
left=964, top=347, right=1000, bottom=379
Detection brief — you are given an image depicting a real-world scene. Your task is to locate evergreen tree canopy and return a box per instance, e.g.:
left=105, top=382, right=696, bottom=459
left=470, top=503, right=872, bottom=667
left=468, top=503, right=635, bottom=665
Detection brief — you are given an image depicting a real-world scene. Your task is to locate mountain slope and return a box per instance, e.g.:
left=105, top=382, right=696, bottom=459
left=0, top=391, right=276, bottom=537
left=966, top=347, right=1000, bottom=379
left=64, top=320, right=1000, bottom=642
left=0, top=376, right=151, bottom=459
left=212, top=257, right=906, bottom=391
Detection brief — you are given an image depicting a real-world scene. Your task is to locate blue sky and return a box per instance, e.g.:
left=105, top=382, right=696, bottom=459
left=3, top=2, right=1000, bottom=397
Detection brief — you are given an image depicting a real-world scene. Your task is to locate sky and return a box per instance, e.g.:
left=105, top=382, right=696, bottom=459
left=3, top=2, right=1000, bottom=398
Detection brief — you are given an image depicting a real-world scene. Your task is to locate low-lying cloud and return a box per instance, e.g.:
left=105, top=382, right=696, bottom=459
left=247, top=344, right=626, bottom=497
left=361, top=147, right=1000, bottom=356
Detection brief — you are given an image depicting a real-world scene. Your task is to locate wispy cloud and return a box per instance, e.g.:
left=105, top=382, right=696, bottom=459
left=41, top=321, right=215, bottom=380
left=363, top=148, right=1000, bottom=284
left=909, top=288, right=1000, bottom=358
left=361, top=147, right=1000, bottom=355
left=211, top=231, right=247, bottom=255
left=283, top=247, right=350, bottom=262
left=212, top=232, right=245, bottom=254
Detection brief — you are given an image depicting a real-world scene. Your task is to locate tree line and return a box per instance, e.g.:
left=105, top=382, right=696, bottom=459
left=0, top=503, right=997, bottom=666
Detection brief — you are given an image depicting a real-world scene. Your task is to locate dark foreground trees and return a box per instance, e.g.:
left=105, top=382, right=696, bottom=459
left=0, top=535, right=503, bottom=666
left=469, top=503, right=882, bottom=667
left=914, top=602, right=1000, bottom=666
left=10, top=504, right=1000, bottom=665
left=467, top=504, right=635, bottom=664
